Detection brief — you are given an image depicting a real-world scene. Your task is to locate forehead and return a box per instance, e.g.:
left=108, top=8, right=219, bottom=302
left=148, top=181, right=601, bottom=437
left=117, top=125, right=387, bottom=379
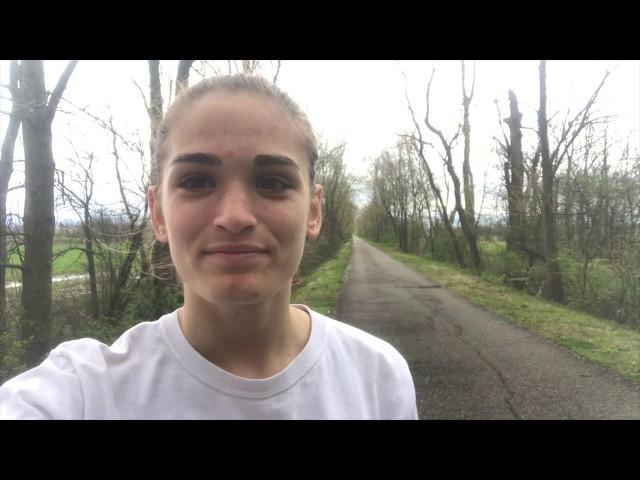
left=167, top=92, right=305, bottom=164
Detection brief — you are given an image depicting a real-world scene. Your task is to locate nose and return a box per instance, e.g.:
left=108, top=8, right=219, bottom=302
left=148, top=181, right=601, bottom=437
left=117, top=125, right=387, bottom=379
left=213, top=182, right=258, bottom=234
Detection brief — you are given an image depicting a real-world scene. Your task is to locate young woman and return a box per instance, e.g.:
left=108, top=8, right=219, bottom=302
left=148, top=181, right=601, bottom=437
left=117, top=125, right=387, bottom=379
left=1, top=74, right=418, bottom=419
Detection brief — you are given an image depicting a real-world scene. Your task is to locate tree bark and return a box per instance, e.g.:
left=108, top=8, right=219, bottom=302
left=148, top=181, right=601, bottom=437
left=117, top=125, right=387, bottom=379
left=147, top=61, right=179, bottom=316
left=0, top=61, right=22, bottom=332
left=461, top=61, right=475, bottom=225
left=504, top=90, right=525, bottom=255
left=148, top=60, right=163, bottom=164
left=20, top=60, right=77, bottom=365
left=538, top=60, right=565, bottom=302
left=176, top=60, right=194, bottom=97
left=83, top=205, right=99, bottom=319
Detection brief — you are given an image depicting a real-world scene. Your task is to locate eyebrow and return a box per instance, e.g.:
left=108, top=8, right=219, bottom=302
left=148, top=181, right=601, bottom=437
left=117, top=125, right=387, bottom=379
left=254, top=154, right=300, bottom=170
left=171, top=152, right=300, bottom=170
left=171, top=153, right=221, bottom=166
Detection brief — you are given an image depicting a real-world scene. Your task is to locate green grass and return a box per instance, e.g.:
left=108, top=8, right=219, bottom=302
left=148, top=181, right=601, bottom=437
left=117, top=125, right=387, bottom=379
left=8, top=240, right=87, bottom=276
left=291, top=240, right=353, bottom=317
left=365, top=238, right=640, bottom=384
left=6, top=237, right=134, bottom=277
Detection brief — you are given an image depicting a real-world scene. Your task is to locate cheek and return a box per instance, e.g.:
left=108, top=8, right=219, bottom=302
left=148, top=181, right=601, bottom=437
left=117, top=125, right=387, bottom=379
left=164, top=204, right=208, bottom=246
left=264, top=201, right=309, bottom=242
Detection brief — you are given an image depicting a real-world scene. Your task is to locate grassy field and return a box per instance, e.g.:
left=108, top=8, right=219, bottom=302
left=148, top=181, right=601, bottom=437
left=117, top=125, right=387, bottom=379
left=291, top=240, right=353, bottom=316
left=6, top=237, right=137, bottom=277
left=8, top=239, right=87, bottom=276
left=365, top=238, right=640, bottom=384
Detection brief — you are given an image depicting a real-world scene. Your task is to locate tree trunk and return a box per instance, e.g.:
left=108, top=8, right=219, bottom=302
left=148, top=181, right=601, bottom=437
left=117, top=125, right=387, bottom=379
left=443, top=143, right=482, bottom=273
left=0, top=61, right=22, bottom=332
left=176, top=60, right=194, bottom=97
left=82, top=206, right=99, bottom=320
left=148, top=60, right=163, bottom=163
left=20, top=61, right=54, bottom=364
left=148, top=60, right=170, bottom=282
left=461, top=61, right=475, bottom=224
left=421, top=156, right=466, bottom=267
left=19, top=60, right=77, bottom=365
left=107, top=223, right=146, bottom=318
left=538, top=60, right=564, bottom=303
left=504, top=90, right=525, bottom=254
left=423, top=68, right=480, bottom=272
left=401, top=67, right=465, bottom=267
left=147, top=61, right=179, bottom=317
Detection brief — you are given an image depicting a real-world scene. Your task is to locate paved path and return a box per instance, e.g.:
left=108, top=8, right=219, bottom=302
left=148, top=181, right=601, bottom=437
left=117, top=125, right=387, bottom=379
left=336, top=237, right=640, bottom=419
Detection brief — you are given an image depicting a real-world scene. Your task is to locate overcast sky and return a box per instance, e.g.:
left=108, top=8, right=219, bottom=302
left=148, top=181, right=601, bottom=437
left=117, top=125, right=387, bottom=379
left=1, top=60, right=638, bottom=220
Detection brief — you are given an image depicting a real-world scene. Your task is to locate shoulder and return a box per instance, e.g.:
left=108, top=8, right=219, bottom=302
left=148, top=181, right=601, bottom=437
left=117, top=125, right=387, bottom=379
left=308, top=308, right=413, bottom=385
left=0, top=338, right=93, bottom=419
left=313, top=309, right=408, bottom=368
left=0, top=314, right=169, bottom=420
left=41, top=317, right=164, bottom=371
left=308, top=308, right=418, bottom=419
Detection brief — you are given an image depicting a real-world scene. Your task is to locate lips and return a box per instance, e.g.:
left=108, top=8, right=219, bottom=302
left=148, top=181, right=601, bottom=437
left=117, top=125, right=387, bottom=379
left=204, top=244, right=268, bottom=254
left=201, top=244, right=269, bottom=268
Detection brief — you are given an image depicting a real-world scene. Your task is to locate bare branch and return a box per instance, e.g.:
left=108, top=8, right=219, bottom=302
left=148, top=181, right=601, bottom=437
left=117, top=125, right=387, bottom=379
left=550, top=68, right=612, bottom=166
left=396, top=133, right=434, bottom=148
left=0, top=264, right=23, bottom=270
left=203, top=61, right=221, bottom=76
left=272, top=60, right=282, bottom=84
left=47, top=60, right=78, bottom=120
left=59, top=97, right=139, bottom=151
left=474, top=170, right=488, bottom=228
left=424, top=67, right=454, bottom=154
left=130, top=75, right=150, bottom=113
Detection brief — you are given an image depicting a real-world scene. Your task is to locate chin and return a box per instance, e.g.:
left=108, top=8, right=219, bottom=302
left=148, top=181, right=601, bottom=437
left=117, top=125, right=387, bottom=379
left=198, top=276, right=287, bottom=306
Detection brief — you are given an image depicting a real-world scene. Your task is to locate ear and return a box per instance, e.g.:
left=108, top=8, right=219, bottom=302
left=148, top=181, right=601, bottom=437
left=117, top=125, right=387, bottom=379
left=148, top=186, right=168, bottom=243
left=306, top=184, right=323, bottom=240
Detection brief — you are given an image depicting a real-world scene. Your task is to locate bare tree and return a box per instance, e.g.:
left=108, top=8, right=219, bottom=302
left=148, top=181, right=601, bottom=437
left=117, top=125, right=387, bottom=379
left=0, top=61, right=22, bottom=331
left=461, top=61, right=476, bottom=225
left=176, top=60, right=195, bottom=97
left=500, top=90, right=526, bottom=255
left=537, top=60, right=610, bottom=303
left=371, top=150, right=411, bottom=252
left=148, top=60, right=163, bottom=163
left=272, top=61, right=282, bottom=84
left=146, top=61, right=171, bottom=280
left=404, top=133, right=465, bottom=267
left=56, top=150, right=100, bottom=319
left=20, top=60, right=78, bottom=365
left=424, top=67, right=482, bottom=272
left=105, top=117, right=149, bottom=318
left=538, top=60, right=564, bottom=301
left=400, top=67, right=466, bottom=267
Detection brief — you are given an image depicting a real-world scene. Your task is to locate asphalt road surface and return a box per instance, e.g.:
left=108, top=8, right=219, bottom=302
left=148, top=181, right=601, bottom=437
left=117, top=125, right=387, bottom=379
left=336, top=237, right=640, bottom=419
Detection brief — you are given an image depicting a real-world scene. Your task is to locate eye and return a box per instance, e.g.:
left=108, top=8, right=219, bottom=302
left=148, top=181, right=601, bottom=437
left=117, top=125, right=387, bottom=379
left=179, top=175, right=215, bottom=190
left=256, top=176, right=290, bottom=192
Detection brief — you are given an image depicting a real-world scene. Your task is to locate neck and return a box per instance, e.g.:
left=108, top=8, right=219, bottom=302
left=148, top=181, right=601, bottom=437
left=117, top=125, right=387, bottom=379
left=179, top=286, right=311, bottom=379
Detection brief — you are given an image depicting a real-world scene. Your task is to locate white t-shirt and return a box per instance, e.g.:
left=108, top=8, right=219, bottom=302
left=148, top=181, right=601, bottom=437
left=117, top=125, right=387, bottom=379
left=0, top=306, right=418, bottom=419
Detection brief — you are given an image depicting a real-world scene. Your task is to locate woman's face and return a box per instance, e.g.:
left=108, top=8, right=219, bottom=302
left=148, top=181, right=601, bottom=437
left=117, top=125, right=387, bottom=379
left=149, top=92, right=322, bottom=306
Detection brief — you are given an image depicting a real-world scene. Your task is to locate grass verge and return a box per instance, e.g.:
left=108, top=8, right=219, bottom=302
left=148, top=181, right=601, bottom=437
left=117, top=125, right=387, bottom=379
left=291, top=240, right=353, bottom=317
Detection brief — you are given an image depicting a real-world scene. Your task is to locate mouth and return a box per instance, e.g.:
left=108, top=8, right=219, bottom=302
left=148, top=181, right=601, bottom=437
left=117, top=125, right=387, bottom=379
left=201, top=244, right=269, bottom=266
left=203, top=244, right=269, bottom=255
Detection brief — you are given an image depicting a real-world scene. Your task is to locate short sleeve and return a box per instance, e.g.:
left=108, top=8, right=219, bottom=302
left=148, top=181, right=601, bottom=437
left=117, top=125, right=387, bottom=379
left=391, top=359, right=419, bottom=420
left=0, top=348, right=84, bottom=420
left=374, top=350, right=419, bottom=420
